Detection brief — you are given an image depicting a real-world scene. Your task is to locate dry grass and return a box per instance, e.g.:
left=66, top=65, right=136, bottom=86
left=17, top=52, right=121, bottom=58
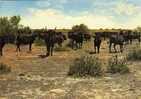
left=0, top=41, right=140, bottom=99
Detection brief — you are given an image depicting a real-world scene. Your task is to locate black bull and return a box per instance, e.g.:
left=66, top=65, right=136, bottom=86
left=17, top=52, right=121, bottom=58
left=55, top=32, right=66, bottom=47
left=0, top=34, right=38, bottom=56
left=0, top=35, right=15, bottom=56
left=0, top=31, right=66, bottom=57
left=109, top=34, right=125, bottom=53
left=16, top=33, right=37, bottom=52
left=123, top=31, right=141, bottom=44
left=0, top=36, right=6, bottom=56
left=39, top=30, right=66, bottom=56
left=68, top=32, right=84, bottom=49
left=93, top=34, right=102, bottom=53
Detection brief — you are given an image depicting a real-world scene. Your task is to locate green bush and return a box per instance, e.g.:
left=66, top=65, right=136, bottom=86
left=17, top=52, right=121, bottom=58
left=34, top=39, right=45, bottom=46
left=68, top=55, right=103, bottom=77
left=108, top=55, right=129, bottom=74
left=0, top=63, right=11, bottom=74
left=127, top=47, right=141, bottom=61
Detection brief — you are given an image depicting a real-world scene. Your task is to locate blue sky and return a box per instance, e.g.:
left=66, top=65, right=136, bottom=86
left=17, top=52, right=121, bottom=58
left=0, top=0, right=141, bottom=29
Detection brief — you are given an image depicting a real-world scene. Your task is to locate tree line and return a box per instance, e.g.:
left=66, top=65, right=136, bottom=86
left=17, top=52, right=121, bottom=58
left=0, top=15, right=141, bottom=36
left=0, top=16, right=32, bottom=36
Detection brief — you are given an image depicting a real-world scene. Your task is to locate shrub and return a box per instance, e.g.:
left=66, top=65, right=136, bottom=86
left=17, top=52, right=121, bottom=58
left=127, top=47, right=141, bottom=61
left=68, top=55, right=103, bottom=77
left=54, top=46, right=71, bottom=52
left=108, top=55, right=129, bottom=74
left=0, top=63, right=11, bottom=74
left=35, top=39, right=45, bottom=46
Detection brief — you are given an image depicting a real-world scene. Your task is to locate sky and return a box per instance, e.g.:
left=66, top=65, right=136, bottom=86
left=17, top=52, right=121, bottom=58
left=0, top=0, right=141, bottom=29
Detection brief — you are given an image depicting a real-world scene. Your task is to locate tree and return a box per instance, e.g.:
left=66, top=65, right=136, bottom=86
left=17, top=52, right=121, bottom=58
left=136, top=27, right=141, bottom=32
left=9, top=16, right=21, bottom=35
left=10, top=16, right=21, bottom=26
left=71, top=24, right=89, bottom=33
left=0, top=17, right=10, bottom=36
left=0, top=16, right=21, bottom=36
left=22, top=26, right=31, bottom=34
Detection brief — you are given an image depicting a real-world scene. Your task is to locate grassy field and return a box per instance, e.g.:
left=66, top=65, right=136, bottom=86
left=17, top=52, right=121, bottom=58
left=0, top=40, right=141, bottom=99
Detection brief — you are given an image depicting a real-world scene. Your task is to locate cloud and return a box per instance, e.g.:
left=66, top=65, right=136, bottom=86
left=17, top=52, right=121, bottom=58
left=21, top=8, right=119, bottom=29
left=126, top=13, right=141, bottom=28
left=35, top=0, right=68, bottom=9
left=0, top=1, right=16, bottom=7
left=56, top=0, right=68, bottom=4
left=36, top=1, right=51, bottom=8
left=20, top=1, right=141, bottom=29
left=114, top=1, right=141, bottom=16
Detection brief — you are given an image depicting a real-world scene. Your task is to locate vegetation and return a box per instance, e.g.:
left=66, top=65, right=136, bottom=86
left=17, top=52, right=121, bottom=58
left=0, top=63, right=11, bottom=74
left=54, top=46, right=71, bottom=52
left=68, top=55, right=103, bottom=77
left=0, top=16, right=33, bottom=36
left=0, top=16, right=21, bottom=36
left=135, top=26, right=141, bottom=32
left=35, top=38, right=45, bottom=46
left=71, top=24, right=89, bottom=33
left=127, top=47, right=141, bottom=61
left=108, top=55, right=129, bottom=74
left=18, top=26, right=32, bottom=35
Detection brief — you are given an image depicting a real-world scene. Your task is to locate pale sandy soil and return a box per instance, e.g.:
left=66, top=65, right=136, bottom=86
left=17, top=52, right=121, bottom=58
left=0, top=40, right=141, bottom=99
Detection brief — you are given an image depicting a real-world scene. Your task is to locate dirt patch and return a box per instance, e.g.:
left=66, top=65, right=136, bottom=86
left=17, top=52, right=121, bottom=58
left=0, top=41, right=140, bottom=99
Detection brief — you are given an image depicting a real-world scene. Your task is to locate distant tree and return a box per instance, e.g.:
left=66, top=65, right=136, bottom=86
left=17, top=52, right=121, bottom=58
left=0, top=17, right=10, bottom=36
left=18, top=26, right=32, bottom=35
left=22, top=26, right=31, bottom=34
left=136, top=27, right=141, bottom=32
left=10, top=16, right=21, bottom=35
left=71, top=24, right=89, bottom=33
left=0, top=16, right=21, bottom=36
left=10, top=16, right=20, bottom=27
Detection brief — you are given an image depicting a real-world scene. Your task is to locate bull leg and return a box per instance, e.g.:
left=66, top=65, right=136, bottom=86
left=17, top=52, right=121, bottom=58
left=59, top=43, right=62, bottom=47
left=94, top=46, right=96, bottom=53
left=46, top=45, right=48, bottom=56
left=109, top=43, right=112, bottom=53
left=59, top=41, right=63, bottom=47
left=79, top=43, right=81, bottom=49
left=77, top=42, right=81, bottom=49
left=81, top=42, right=83, bottom=48
left=75, top=42, right=77, bottom=49
left=138, top=37, right=140, bottom=43
left=98, top=45, right=100, bottom=53
left=79, top=42, right=82, bottom=49
left=72, top=40, right=74, bottom=49
left=46, top=44, right=50, bottom=56
left=16, top=46, right=18, bottom=52
left=78, top=43, right=80, bottom=49
left=72, top=41, right=74, bottom=49
left=16, top=45, right=18, bottom=52
left=80, top=42, right=82, bottom=48
left=16, top=44, right=21, bottom=52
left=130, top=39, right=132, bottom=44
left=19, top=46, right=21, bottom=52
left=29, top=43, right=32, bottom=52
left=114, top=44, right=117, bottom=53
left=51, top=45, right=54, bottom=56
left=0, top=47, right=3, bottom=56
left=120, top=44, right=123, bottom=53
left=72, top=40, right=76, bottom=49
left=51, top=47, right=53, bottom=56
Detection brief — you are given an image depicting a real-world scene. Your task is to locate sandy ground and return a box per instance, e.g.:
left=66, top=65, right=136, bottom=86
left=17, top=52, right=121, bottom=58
left=0, top=40, right=141, bottom=99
